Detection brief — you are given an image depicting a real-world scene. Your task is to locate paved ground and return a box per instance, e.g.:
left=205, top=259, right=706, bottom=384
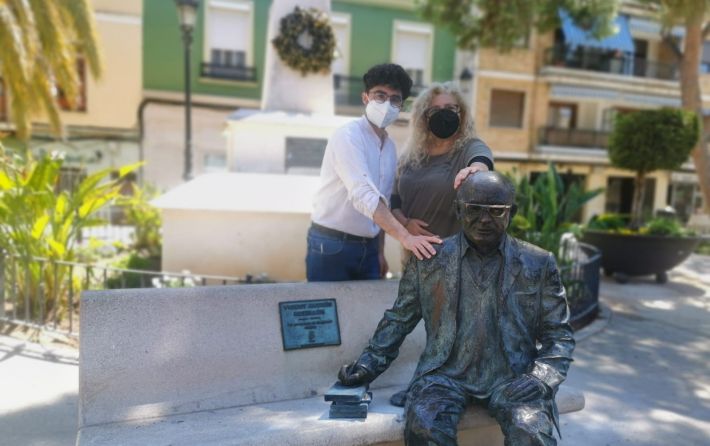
left=560, top=254, right=710, bottom=446
left=0, top=333, right=78, bottom=446
left=0, top=255, right=708, bottom=446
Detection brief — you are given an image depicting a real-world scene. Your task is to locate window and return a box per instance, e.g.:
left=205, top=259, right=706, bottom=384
left=204, top=153, right=227, bottom=172
left=489, top=90, right=525, bottom=128
left=285, top=137, right=327, bottom=173
left=548, top=103, right=577, bottom=129
left=330, top=13, right=350, bottom=76
left=57, top=58, right=87, bottom=112
left=203, top=0, right=255, bottom=81
left=605, top=177, right=655, bottom=216
left=392, top=21, right=433, bottom=86
left=601, top=107, right=640, bottom=131
left=702, top=41, right=710, bottom=74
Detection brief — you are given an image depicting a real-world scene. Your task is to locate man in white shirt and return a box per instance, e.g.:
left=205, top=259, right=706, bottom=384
left=308, top=64, right=442, bottom=281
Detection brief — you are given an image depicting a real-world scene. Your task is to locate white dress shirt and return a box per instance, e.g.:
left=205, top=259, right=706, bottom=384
left=312, top=116, right=397, bottom=238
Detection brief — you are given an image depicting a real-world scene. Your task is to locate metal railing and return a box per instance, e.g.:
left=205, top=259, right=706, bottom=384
left=560, top=241, right=601, bottom=330
left=333, top=74, right=427, bottom=109
left=0, top=253, right=252, bottom=337
left=544, top=46, right=679, bottom=81
left=201, top=62, right=257, bottom=82
left=539, top=126, right=611, bottom=149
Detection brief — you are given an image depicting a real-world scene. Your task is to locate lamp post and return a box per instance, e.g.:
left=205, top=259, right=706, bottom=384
left=175, top=0, right=199, bottom=181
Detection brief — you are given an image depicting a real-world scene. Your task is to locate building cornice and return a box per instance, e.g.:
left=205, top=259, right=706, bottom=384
left=142, top=89, right=261, bottom=109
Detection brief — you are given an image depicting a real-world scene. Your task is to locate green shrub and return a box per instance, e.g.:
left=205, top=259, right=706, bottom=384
left=0, top=145, right=140, bottom=321
left=643, top=217, right=685, bottom=237
left=696, top=239, right=710, bottom=255
left=116, top=183, right=162, bottom=258
left=507, top=163, right=603, bottom=255
left=609, top=109, right=698, bottom=227
left=587, top=213, right=628, bottom=232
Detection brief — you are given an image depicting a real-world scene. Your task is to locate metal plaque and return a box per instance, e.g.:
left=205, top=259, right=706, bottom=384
left=279, top=299, right=341, bottom=351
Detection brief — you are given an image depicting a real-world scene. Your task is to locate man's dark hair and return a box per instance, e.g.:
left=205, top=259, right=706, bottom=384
left=362, top=64, right=413, bottom=100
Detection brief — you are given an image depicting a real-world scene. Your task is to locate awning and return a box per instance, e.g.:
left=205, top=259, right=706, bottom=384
left=559, top=9, right=634, bottom=53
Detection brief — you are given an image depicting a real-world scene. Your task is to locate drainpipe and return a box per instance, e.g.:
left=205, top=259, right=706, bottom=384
left=136, top=98, right=239, bottom=186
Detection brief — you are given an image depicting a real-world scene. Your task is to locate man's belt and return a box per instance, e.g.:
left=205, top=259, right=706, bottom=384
left=311, top=223, right=376, bottom=242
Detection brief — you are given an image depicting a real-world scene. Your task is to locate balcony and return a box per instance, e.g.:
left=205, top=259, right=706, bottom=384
left=201, top=62, right=257, bottom=82
left=543, top=46, right=679, bottom=81
left=333, top=74, right=427, bottom=112
left=539, top=126, right=610, bottom=149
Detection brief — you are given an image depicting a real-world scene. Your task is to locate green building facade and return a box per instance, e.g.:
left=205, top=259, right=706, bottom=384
left=143, top=0, right=457, bottom=105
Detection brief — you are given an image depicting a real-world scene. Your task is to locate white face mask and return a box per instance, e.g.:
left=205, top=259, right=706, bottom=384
left=365, top=99, right=400, bottom=129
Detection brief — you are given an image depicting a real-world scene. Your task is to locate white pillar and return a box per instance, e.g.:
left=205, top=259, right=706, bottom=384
left=261, top=0, right=334, bottom=115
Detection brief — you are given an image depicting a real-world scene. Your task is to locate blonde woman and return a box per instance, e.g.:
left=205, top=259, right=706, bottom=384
left=388, top=82, right=494, bottom=408
left=392, top=82, right=494, bottom=241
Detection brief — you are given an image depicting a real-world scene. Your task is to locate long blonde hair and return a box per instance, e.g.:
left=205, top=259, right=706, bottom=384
left=399, top=82, right=476, bottom=173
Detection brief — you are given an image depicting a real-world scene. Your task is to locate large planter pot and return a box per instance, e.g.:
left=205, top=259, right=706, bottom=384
left=581, top=230, right=701, bottom=283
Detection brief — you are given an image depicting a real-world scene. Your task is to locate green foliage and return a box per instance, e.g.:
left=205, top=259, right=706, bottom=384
left=586, top=213, right=692, bottom=237
left=116, top=183, right=162, bottom=258
left=507, top=163, right=604, bottom=255
left=420, top=0, right=618, bottom=51
left=695, top=239, right=710, bottom=255
left=609, top=108, right=698, bottom=226
left=106, top=253, right=161, bottom=289
left=587, top=213, right=628, bottom=231
left=0, top=0, right=103, bottom=139
left=272, top=6, right=336, bottom=75
left=609, top=108, right=698, bottom=175
left=643, top=217, right=686, bottom=237
left=0, top=145, right=140, bottom=321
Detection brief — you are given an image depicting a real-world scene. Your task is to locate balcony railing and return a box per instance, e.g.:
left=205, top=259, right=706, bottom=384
left=539, top=126, right=611, bottom=149
left=333, top=74, right=427, bottom=109
left=201, top=62, right=257, bottom=82
left=544, top=46, right=679, bottom=81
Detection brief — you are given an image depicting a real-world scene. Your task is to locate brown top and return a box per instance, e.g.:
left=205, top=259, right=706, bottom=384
left=393, top=138, right=493, bottom=238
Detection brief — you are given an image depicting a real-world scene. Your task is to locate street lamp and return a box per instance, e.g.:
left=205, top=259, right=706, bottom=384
left=175, top=0, right=199, bottom=181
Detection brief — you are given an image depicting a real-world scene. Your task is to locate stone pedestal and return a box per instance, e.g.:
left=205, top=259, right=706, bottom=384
left=261, top=0, right=334, bottom=114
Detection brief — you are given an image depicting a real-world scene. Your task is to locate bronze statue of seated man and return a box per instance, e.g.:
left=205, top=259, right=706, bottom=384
left=338, top=171, right=575, bottom=446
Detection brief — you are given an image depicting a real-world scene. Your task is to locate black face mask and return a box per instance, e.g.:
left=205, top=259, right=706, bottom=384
left=428, top=109, right=460, bottom=139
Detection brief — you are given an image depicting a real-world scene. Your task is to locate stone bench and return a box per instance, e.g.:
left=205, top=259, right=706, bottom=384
left=77, top=281, right=584, bottom=445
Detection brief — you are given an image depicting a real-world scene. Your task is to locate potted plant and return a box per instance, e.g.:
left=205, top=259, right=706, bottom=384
left=582, top=108, right=701, bottom=283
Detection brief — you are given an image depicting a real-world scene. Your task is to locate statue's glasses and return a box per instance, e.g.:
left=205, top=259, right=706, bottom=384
left=369, top=90, right=404, bottom=109
left=457, top=202, right=512, bottom=220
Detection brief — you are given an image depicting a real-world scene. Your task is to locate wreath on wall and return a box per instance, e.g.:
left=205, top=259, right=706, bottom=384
left=272, top=7, right=336, bottom=76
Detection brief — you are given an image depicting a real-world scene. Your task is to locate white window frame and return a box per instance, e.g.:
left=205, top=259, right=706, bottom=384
left=203, top=0, right=255, bottom=67
left=391, top=20, right=434, bottom=85
left=330, top=12, right=351, bottom=76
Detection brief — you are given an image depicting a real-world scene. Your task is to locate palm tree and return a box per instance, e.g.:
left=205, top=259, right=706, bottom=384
left=0, top=0, right=102, bottom=139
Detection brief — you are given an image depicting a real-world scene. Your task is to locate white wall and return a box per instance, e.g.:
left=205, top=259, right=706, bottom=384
left=161, top=208, right=403, bottom=281
left=143, top=104, right=231, bottom=190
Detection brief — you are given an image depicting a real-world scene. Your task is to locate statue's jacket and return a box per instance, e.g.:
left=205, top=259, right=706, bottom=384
left=358, top=232, right=575, bottom=409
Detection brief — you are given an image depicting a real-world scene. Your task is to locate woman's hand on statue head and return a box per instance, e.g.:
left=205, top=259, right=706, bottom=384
left=453, top=162, right=490, bottom=190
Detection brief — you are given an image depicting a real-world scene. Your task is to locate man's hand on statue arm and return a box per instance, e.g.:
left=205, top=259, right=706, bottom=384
left=503, top=374, right=553, bottom=402
left=373, top=201, right=441, bottom=260
left=338, top=361, right=374, bottom=386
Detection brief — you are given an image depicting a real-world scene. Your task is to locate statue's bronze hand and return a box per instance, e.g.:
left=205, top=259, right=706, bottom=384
left=337, top=361, right=370, bottom=386
left=503, top=374, right=551, bottom=402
